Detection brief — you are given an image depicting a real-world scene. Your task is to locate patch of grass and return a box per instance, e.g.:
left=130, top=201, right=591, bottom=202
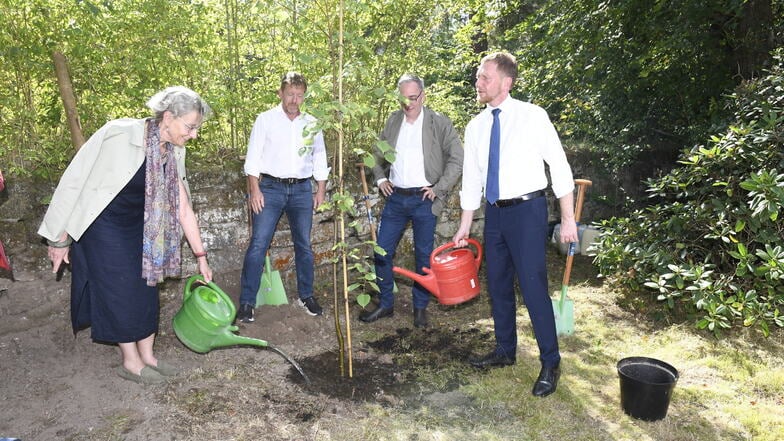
left=330, top=278, right=783, bottom=441
left=749, top=366, right=784, bottom=397
left=65, top=410, right=143, bottom=441
left=150, top=257, right=781, bottom=441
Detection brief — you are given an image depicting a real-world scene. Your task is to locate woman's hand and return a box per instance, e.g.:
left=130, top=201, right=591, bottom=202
left=197, top=257, right=213, bottom=283
left=48, top=246, right=70, bottom=273
left=179, top=180, right=213, bottom=283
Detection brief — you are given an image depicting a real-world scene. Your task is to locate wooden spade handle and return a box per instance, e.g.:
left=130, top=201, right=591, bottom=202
left=357, top=163, right=377, bottom=242
left=573, top=179, right=592, bottom=222
left=562, top=179, right=592, bottom=286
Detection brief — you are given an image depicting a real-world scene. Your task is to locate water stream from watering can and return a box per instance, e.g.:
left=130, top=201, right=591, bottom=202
left=266, top=345, right=311, bottom=385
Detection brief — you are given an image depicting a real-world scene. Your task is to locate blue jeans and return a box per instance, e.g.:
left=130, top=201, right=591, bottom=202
left=239, top=179, right=315, bottom=306
left=374, top=190, right=436, bottom=310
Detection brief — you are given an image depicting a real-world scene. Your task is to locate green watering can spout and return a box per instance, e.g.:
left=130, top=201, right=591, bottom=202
left=173, top=275, right=310, bottom=385
left=173, top=275, right=269, bottom=353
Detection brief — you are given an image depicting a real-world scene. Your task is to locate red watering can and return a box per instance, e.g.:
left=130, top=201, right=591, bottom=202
left=392, top=238, right=483, bottom=305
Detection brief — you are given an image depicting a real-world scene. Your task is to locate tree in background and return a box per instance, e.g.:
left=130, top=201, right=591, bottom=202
left=0, top=0, right=472, bottom=178
left=593, top=49, right=784, bottom=335
left=508, top=0, right=780, bottom=212
left=0, top=0, right=221, bottom=176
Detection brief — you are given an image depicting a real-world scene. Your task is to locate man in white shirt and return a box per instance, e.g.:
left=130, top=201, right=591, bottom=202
left=360, top=74, right=463, bottom=328
left=237, top=72, right=330, bottom=322
left=452, top=52, right=578, bottom=397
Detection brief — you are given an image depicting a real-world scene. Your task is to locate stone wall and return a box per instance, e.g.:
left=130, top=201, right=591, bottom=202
left=176, top=160, right=607, bottom=287
left=0, top=155, right=612, bottom=288
left=179, top=162, right=479, bottom=288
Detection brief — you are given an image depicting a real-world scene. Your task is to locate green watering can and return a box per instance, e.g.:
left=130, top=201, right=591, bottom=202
left=173, top=275, right=310, bottom=383
left=173, top=275, right=268, bottom=352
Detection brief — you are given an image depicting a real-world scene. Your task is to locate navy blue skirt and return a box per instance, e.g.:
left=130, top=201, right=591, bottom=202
left=70, top=161, right=159, bottom=343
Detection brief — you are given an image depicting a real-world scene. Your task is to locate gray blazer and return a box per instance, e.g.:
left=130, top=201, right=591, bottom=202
left=371, top=107, right=464, bottom=216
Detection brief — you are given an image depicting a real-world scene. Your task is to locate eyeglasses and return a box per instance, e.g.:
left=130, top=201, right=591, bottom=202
left=179, top=118, right=201, bottom=133
left=399, top=90, right=423, bottom=105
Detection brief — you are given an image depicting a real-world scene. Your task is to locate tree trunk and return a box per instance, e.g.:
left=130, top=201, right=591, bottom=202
left=734, top=0, right=775, bottom=79
left=52, top=52, right=85, bottom=150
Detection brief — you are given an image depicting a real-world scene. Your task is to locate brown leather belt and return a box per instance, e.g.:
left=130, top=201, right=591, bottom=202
left=492, top=189, right=545, bottom=207
left=261, top=173, right=308, bottom=184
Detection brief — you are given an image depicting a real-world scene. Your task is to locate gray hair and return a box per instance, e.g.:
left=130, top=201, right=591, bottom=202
left=146, top=86, right=212, bottom=121
left=397, top=74, right=425, bottom=91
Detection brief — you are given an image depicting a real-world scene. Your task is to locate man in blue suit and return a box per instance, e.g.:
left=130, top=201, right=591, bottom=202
left=453, top=52, right=578, bottom=397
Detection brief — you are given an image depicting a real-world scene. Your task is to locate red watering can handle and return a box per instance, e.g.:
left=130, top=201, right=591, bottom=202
left=431, top=238, right=483, bottom=268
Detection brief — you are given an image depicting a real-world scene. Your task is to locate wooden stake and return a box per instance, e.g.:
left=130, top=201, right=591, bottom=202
left=52, top=52, right=85, bottom=150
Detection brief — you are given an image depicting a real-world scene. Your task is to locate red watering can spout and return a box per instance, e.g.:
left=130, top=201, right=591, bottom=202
left=393, top=238, right=483, bottom=305
left=391, top=266, right=439, bottom=297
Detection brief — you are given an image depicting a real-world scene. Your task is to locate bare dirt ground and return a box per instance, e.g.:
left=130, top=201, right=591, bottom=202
left=0, top=262, right=490, bottom=441
left=0, top=234, right=598, bottom=441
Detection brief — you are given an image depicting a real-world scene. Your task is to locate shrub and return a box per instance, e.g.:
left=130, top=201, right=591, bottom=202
left=593, top=49, right=784, bottom=336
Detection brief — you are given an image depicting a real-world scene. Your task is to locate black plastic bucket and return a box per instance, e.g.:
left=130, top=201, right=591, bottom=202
left=617, top=357, right=678, bottom=421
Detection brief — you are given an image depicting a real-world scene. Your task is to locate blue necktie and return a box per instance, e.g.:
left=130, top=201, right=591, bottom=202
left=486, top=108, right=501, bottom=204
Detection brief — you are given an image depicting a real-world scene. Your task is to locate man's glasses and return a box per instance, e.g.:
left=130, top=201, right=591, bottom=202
left=399, top=90, right=423, bottom=105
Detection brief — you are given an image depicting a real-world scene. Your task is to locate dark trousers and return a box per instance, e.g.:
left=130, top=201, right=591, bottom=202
left=374, top=190, right=436, bottom=309
left=483, top=196, right=560, bottom=367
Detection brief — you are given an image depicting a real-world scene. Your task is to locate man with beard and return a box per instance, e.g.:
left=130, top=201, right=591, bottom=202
left=238, top=72, right=330, bottom=322
left=452, top=52, right=578, bottom=397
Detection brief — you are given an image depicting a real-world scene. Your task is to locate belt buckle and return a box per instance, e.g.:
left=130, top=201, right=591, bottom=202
left=521, top=190, right=544, bottom=201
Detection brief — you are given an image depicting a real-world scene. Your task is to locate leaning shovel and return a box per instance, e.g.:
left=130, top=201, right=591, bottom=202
left=553, top=178, right=591, bottom=336
left=257, top=252, right=288, bottom=307
left=0, top=239, right=14, bottom=281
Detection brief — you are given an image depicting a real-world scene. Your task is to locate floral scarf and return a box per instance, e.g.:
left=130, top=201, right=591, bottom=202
left=141, top=119, right=181, bottom=286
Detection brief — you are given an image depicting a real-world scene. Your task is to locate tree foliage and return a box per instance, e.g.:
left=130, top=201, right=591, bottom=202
left=2, top=0, right=783, bottom=337
left=0, top=0, right=473, bottom=178
left=510, top=0, right=780, bottom=197
left=593, top=50, right=784, bottom=335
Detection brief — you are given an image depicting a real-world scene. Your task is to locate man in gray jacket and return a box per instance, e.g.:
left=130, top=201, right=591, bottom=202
left=359, top=74, right=463, bottom=328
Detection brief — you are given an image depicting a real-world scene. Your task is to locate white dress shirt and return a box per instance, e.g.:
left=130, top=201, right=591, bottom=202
left=460, top=96, right=574, bottom=210
left=244, top=104, right=330, bottom=181
left=387, top=110, right=431, bottom=188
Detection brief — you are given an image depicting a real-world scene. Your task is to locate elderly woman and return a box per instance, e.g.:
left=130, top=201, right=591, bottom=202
left=39, top=86, right=213, bottom=384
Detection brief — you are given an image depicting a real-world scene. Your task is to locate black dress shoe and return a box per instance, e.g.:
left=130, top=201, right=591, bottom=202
left=469, top=350, right=516, bottom=368
left=359, top=306, right=394, bottom=322
left=532, top=364, right=561, bottom=397
left=413, top=308, right=428, bottom=328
